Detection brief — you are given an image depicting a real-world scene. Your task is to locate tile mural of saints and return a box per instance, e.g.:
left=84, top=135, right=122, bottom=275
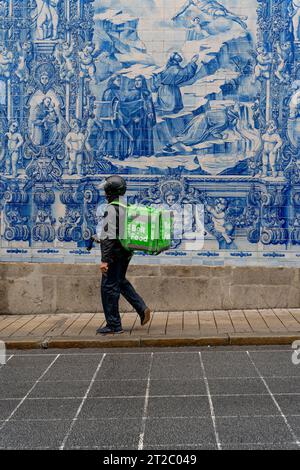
left=1, top=0, right=300, bottom=263
left=92, top=0, right=259, bottom=175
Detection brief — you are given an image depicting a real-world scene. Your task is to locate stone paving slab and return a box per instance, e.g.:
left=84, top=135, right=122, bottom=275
left=228, top=310, right=253, bottom=334
left=198, top=311, right=217, bottom=335
left=243, top=310, right=270, bottom=332
left=0, top=309, right=300, bottom=349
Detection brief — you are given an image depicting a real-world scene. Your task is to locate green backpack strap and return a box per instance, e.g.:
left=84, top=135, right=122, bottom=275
left=110, top=201, right=128, bottom=210
left=109, top=201, right=131, bottom=251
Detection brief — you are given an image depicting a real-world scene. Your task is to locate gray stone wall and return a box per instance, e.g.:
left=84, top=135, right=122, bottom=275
left=1, top=263, right=299, bottom=315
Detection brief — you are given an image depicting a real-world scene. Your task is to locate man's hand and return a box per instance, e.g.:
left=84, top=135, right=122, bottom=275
left=100, top=262, right=109, bottom=274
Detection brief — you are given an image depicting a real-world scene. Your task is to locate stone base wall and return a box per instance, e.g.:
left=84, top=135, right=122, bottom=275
left=1, top=263, right=299, bottom=315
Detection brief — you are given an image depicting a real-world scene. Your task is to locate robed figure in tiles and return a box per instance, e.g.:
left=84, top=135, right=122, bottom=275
left=154, top=52, right=198, bottom=114
left=100, top=75, right=133, bottom=160
left=30, top=96, right=59, bottom=146
left=123, top=76, right=156, bottom=157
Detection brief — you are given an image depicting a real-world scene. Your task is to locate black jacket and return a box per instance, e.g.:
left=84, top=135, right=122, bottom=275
left=100, top=198, right=132, bottom=263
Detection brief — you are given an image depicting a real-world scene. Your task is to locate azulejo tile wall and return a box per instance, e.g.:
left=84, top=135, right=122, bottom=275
left=1, top=0, right=300, bottom=266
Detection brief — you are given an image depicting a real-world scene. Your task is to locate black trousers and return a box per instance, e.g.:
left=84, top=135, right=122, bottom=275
left=101, top=256, right=147, bottom=330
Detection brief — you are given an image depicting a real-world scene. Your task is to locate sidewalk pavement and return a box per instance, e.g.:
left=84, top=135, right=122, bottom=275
left=1, top=309, right=300, bottom=349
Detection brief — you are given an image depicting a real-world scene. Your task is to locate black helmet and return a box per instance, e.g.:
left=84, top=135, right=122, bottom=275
left=104, top=175, right=127, bottom=197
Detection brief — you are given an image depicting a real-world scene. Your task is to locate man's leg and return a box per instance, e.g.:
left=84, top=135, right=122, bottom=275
left=100, top=259, right=123, bottom=332
left=119, top=256, right=150, bottom=323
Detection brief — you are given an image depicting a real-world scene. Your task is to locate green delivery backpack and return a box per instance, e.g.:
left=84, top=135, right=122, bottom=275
left=110, top=201, right=174, bottom=255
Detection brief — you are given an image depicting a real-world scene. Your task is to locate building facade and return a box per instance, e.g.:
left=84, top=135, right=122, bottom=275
left=0, top=0, right=300, bottom=266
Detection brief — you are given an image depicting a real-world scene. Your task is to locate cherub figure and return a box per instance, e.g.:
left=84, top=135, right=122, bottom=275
left=78, top=42, right=100, bottom=79
left=4, top=207, right=29, bottom=241
left=274, top=41, right=292, bottom=82
left=33, top=208, right=56, bottom=242
left=5, top=121, right=24, bottom=177
left=206, top=198, right=233, bottom=244
left=162, top=190, right=183, bottom=247
left=60, top=209, right=82, bottom=231
left=172, top=0, right=248, bottom=29
left=252, top=45, right=272, bottom=83
left=188, top=16, right=210, bottom=39
left=65, top=119, right=88, bottom=176
left=260, top=120, right=283, bottom=178
left=54, top=41, right=75, bottom=82
left=67, top=209, right=82, bottom=226
left=58, top=208, right=82, bottom=242
left=6, top=209, right=26, bottom=225
left=36, top=208, right=53, bottom=225
left=0, top=45, right=13, bottom=79
left=16, top=42, right=31, bottom=82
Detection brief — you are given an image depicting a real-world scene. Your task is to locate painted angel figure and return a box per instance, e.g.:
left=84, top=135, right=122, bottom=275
left=274, top=42, right=292, bottom=82
left=54, top=41, right=75, bottom=82
left=161, top=187, right=185, bottom=246
left=187, top=16, right=210, bottom=39
left=206, top=198, right=233, bottom=244
left=260, top=121, right=283, bottom=178
left=5, top=121, right=24, bottom=177
left=0, top=45, right=13, bottom=79
left=6, top=209, right=27, bottom=227
left=78, top=42, right=101, bottom=80
left=252, top=45, right=273, bottom=83
left=65, top=119, right=90, bottom=176
left=16, top=42, right=31, bottom=83
left=58, top=209, right=82, bottom=242
left=172, top=0, right=248, bottom=30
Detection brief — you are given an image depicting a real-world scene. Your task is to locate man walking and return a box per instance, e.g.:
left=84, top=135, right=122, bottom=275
left=97, top=175, right=151, bottom=335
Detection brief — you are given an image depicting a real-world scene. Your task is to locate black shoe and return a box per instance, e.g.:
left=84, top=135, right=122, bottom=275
left=141, top=307, right=151, bottom=326
left=113, top=328, right=124, bottom=335
left=96, top=326, right=124, bottom=335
